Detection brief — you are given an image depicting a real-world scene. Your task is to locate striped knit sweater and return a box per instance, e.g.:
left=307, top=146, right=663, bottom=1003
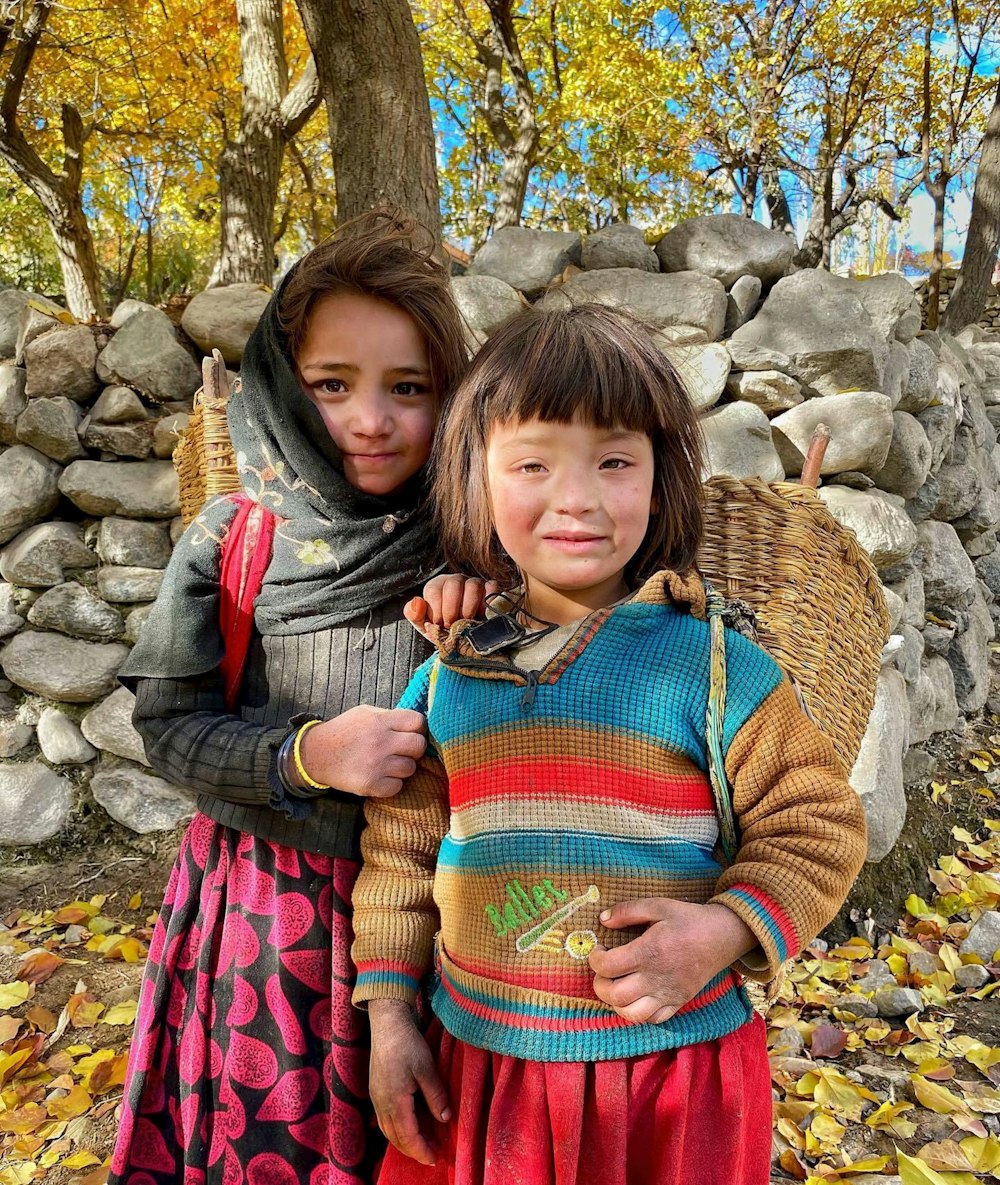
left=351, top=569, right=867, bottom=1062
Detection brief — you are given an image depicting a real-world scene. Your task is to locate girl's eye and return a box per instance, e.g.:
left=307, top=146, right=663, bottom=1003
left=394, top=382, right=429, bottom=397
left=600, top=457, right=631, bottom=470
left=315, top=379, right=347, bottom=395
left=518, top=462, right=545, bottom=474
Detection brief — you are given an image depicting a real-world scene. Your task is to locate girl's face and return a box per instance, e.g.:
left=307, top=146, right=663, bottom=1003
left=296, top=291, right=436, bottom=496
left=485, top=416, right=655, bottom=625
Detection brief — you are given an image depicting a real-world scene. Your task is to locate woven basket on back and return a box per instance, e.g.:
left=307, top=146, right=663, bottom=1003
left=175, top=350, right=241, bottom=526
left=699, top=474, right=889, bottom=775
left=173, top=385, right=889, bottom=768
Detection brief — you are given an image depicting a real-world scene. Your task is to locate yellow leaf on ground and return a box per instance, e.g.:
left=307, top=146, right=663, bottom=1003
left=127, top=892, right=142, bottom=911
left=912, top=1076, right=969, bottom=1115
left=959, top=1134, right=1000, bottom=1172
left=61, top=1151, right=101, bottom=1170
left=101, top=1000, right=138, bottom=1027
left=0, top=982, right=32, bottom=1010
left=897, top=1149, right=951, bottom=1184
left=917, top=1140, right=975, bottom=1171
left=46, top=1084, right=92, bottom=1121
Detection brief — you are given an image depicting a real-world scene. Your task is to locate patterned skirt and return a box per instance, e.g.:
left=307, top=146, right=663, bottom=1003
left=109, top=811, right=381, bottom=1185
left=377, top=1014, right=771, bottom=1185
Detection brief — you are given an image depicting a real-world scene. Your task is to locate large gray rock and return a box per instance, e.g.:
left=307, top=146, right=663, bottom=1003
left=26, top=582, right=125, bottom=642
left=581, top=224, right=657, bottom=273
left=97, top=310, right=201, bottom=403
left=80, top=686, right=147, bottom=765
left=725, top=340, right=793, bottom=373
left=23, top=325, right=100, bottom=402
left=917, top=519, right=976, bottom=613
left=728, top=269, right=887, bottom=396
left=15, top=396, right=86, bottom=463
left=0, top=290, right=44, bottom=359
left=0, top=631, right=128, bottom=702
left=0, top=365, right=26, bottom=445
left=59, top=460, right=179, bottom=519
left=90, top=766, right=196, bottom=833
left=658, top=342, right=731, bottom=411
left=110, top=299, right=160, bottom=329
left=817, top=487, right=918, bottom=569
left=874, top=986, right=923, bottom=1018
left=926, top=654, right=960, bottom=734
left=0, top=446, right=62, bottom=545
left=770, top=391, right=893, bottom=477
left=724, top=369, right=803, bottom=414
left=906, top=668, right=937, bottom=745
left=0, top=582, right=24, bottom=638
left=0, top=716, right=33, bottom=757
left=935, top=358, right=964, bottom=423
left=932, top=462, right=983, bottom=522
left=849, top=274, right=918, bottom=343
left=882, top=341, right=910, bottom=409
left=724, top=274, right=762, bottom=335
left=181, top=282, right=270, bottom=365
left=90, top=385, right=147, bottom=424
left=699, top=402, right=784, bottom=482
left=0, top=761, right=73, bottom=844
left=872, top=412, right=932, bottom=500
left=96, top=517, right=172, bottom=568
left=897, top=338, right=938, bottom=415
left=895, top=309, right=922, bottom=344
left=468, top=227, right=582, bottom=297
left=14, top=299, right=64, bottom=366
left=450, top=275, right=523, bottom=340
left=81, top=419, right=155, bottom=459
left=97, top=566, right=164, bottom=603
left=948, top=591, right=994, bottom=713
left=538, top=269, right=728, bottom=340
left=849, top=667, right=909, bottom=861
left=917, top=404, right=957, bottom=471
left=152, top=412, right=190, bottom=459
left=0, top=522, right=97, bottom=588
left=654, top=215, right=793, bottom=288
left=36, top=706, right=97, bottom=765
left=960, top=911, right=1000, bottom=962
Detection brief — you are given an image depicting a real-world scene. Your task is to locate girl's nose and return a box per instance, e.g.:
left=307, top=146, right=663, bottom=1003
left=351, top=392, right=393, bottom=437
left=553, top=475, right=598, bottom=515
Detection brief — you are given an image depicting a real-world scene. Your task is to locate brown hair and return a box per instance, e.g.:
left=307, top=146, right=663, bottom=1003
left=277, top=206, right=468, bottom=409
left=433, top=303, right=704, bottom=587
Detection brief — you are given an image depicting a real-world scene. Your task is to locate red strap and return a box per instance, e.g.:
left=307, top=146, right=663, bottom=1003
left=218, top=494, right=278, bottom=713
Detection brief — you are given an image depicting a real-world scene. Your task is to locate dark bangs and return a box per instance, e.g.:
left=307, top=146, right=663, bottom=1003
left=433, top=303, right=706, bottom=587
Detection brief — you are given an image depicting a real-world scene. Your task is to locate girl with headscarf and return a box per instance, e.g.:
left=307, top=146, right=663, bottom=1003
left=108, top=209, right=470, bottom=1185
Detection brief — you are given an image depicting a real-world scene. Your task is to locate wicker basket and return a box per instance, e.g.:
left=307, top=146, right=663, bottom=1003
left=699, top=474, right=889, bottom=773
left=175, top=351, right=241, bottom=526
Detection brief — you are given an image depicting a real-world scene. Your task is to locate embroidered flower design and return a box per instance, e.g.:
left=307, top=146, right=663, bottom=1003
left=296, top=539, right=333, bottom=565
left=261, top=461, right=285, bottom=482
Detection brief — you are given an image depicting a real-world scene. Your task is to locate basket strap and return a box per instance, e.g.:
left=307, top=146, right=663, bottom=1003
left=219, top=494, right=278, bottom=713
left=705, top=587, right=739, bottom=866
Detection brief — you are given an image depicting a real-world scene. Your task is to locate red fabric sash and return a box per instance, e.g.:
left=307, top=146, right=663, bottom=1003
left=218, top=494, right=278, bottom=713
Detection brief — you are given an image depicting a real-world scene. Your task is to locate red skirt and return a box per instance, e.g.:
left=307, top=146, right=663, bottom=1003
left=109, top=812, right=382, bottom=1185
left=377, top=1015, right=771, bottom=1185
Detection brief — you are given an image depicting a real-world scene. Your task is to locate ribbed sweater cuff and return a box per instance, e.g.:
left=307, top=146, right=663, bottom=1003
left=710, top=882, right=800, bottom=981
left=352, top=961, right=424, bottom=1009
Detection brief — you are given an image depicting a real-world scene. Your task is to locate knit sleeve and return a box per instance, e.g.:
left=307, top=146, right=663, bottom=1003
left=351, top=657, right=450, bottom=1007
left=709, top=677, right=868, bottom=981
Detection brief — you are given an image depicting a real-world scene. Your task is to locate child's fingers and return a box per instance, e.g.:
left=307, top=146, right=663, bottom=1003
left=588, top=939, right=644, bottom=981
left=439, top=575, right=468, bottom=626
left=387, top=708, right=427, bottom=733
left=389, top=729, right=427, bottom=760
left=599, top=898, right=674, bottom=930
left=381, top=1101, right=437, bottom=1167
left=614, top=995, right=677, bottom=1025
left=416, top=1062, right=452, bottom=1124
left=403, top=596, right=431, bottom=636
left=460, top=577, right=487, bottom=620
left=591, top=969, right=645, bottom=1011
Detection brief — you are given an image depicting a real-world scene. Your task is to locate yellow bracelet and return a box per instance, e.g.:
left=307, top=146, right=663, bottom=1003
left=292, top=720, right=332, bottom=791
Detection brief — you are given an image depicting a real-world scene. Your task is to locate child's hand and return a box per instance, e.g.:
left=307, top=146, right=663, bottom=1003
left=297, top=706, right=426, bottom=797
left=588, top=899, right=757, bottom=1024
left=404, top=574, right=498, bottom=638
left=368, top=1000, right=451, bottom=1166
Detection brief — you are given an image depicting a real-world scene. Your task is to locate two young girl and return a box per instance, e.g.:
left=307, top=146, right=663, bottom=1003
left=109, top=211, right=471, bottom=1184
left=351, top=305, right=868, bottom=1184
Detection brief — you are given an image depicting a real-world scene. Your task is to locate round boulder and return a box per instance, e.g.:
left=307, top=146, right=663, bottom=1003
left=97, top=309, right=201, bottom=403
left=15, top=395, right=86, bottom=463
left=23, top=325, right=100, bottom=402
left=0, top=522, right=97, bottom=588
left=581, top=224, right=658, bottom=273
left=0, top=446, right=62, bottom=545
left=36, top=706, right=97, bottom=765
left=26, top=582, right=125, bottom=642
left=181, top=282, right=271, bottom=366
left=654, top=214, right=793, bottom=289
left=468, top=227, right=582, bottom=298
left=699, top=401, right=784, bottom=482
left=59, top=460, right=179, bottom=519
left=90, top=766, right=196, bottom=833
left=81, top=686, right=147, bottom=765
left=0, top=760, right=74, bottom=845
left=0, top=631, right=129, bottom=702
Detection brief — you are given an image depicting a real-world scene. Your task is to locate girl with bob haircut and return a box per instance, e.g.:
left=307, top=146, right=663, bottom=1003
left=109, top=208, right=475, bottom=1184
left=351, top=303, right=867, bottom=1185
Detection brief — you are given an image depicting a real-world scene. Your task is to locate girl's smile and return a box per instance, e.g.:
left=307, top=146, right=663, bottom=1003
left=485, top=416, right=656, bottom=625
left=296, top=291, right=436, bottom=496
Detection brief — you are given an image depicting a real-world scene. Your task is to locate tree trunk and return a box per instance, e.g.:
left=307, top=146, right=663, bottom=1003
left=295, top=0, right=441, bottom=239
left=216, top=0, right=320, bottom=285
left=926, top=178, right=947, bottom=331
left=43, top=184, right=106, bottom=319
left=943, top=77, right=1000, bottom=333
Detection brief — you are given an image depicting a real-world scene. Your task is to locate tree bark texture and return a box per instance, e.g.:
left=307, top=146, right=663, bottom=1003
left=0, top=2, right=105, bottom=318
left=295, top=0, right=441, bottom=240
left=943, top=77, right=1000, bottom=333
left=216, top=0, right=320, bottom=285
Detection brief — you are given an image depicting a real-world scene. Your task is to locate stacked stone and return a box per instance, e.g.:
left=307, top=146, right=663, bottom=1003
left=0, top=284, right=268, bottom=847
left=914, top=269, right=1000, bottom=332
left=456, top=216, right=1000, bottom=866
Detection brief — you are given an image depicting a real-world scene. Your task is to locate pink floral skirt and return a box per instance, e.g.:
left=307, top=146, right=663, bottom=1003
left=109, top=811, right=381, bottom=1185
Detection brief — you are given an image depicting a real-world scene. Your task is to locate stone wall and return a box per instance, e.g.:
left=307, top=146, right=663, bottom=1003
left=0, top=217, right=998, bottom=870
left=914, top=268, right=1000, bottom=333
